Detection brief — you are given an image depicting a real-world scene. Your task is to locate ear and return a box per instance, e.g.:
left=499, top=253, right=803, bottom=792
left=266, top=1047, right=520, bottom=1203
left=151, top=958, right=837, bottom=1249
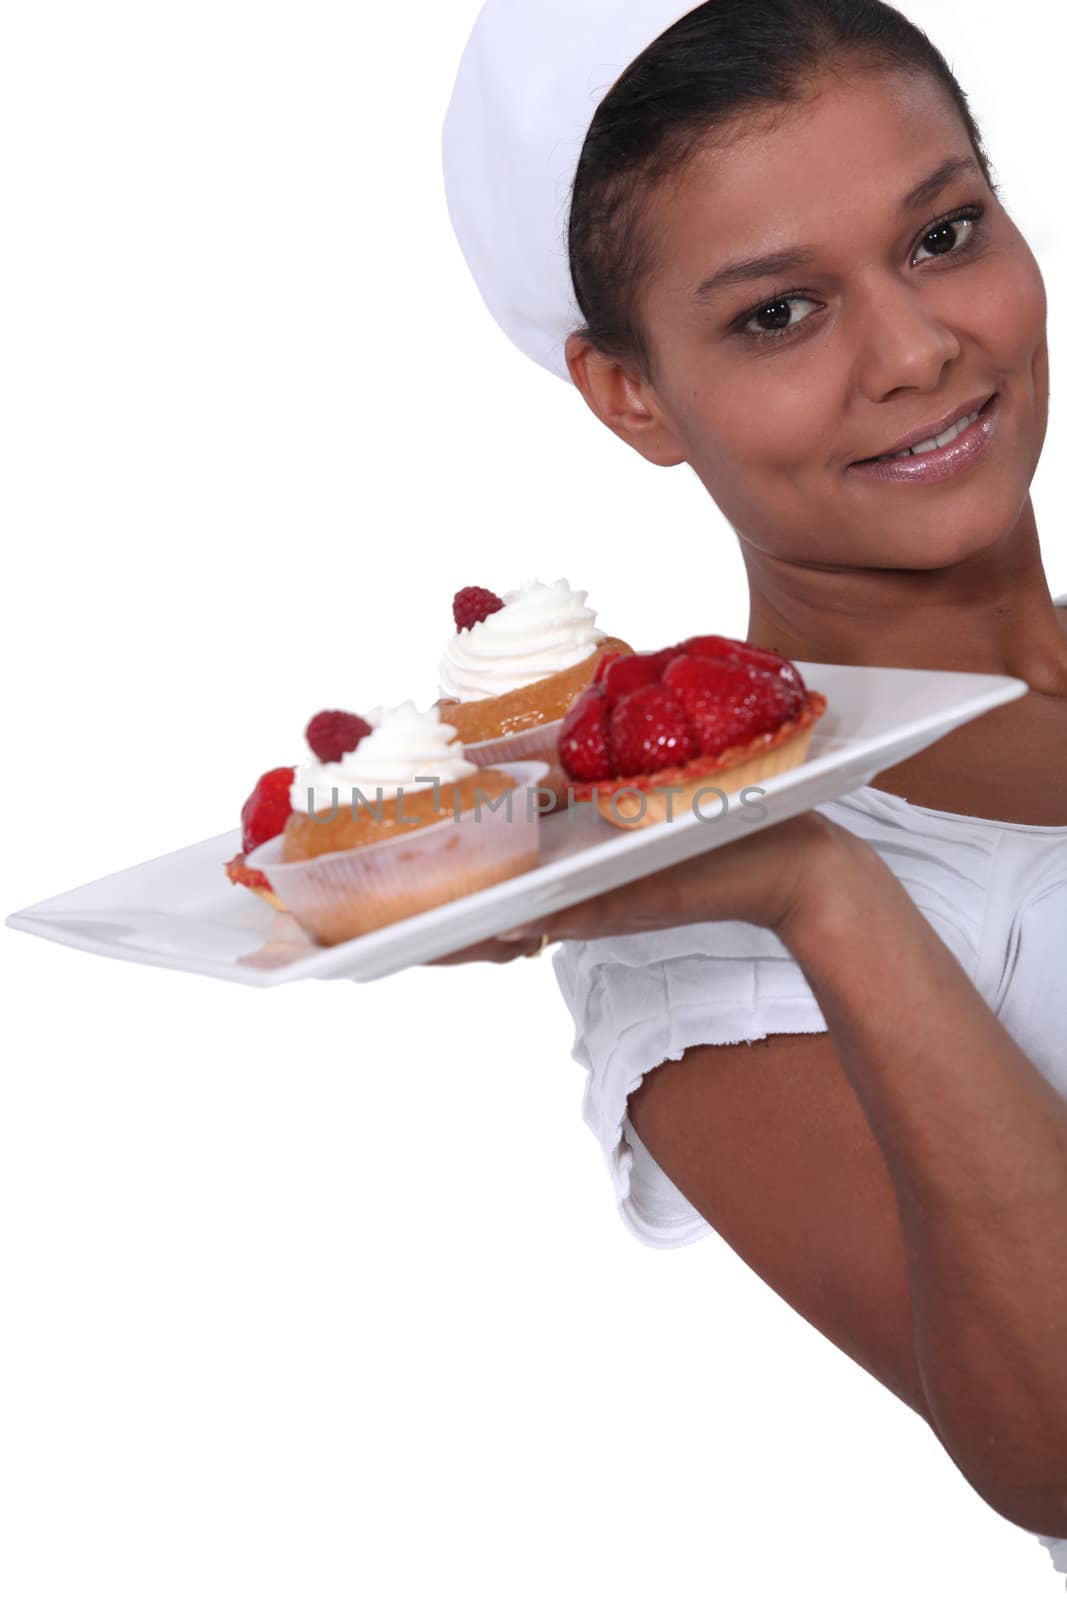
left=564, top=334, right=688, bottom=468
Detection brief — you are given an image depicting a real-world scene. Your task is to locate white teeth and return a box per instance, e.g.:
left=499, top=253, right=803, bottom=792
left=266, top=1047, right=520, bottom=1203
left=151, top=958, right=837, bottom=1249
left=875, top=408, right=982, bottom=462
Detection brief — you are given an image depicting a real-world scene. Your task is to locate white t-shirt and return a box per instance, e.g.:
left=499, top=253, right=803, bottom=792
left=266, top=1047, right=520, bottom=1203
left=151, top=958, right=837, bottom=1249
left=549, top=595, right=1067, bottom=1583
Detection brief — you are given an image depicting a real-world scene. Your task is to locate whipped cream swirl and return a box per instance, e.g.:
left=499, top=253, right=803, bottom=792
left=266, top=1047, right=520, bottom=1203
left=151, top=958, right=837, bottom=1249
left=289, top=700, right=476, bottom=815
left=438, top=577, right=605, bottom=701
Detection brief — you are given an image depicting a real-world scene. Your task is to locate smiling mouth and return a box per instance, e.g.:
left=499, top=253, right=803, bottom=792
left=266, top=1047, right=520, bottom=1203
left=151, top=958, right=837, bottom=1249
left=854, top=393, right=998, bottom=465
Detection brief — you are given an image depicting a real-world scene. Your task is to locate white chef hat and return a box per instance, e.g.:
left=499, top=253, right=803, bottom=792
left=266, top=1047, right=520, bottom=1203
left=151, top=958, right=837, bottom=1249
left=441, top=0, right=699, bottom=386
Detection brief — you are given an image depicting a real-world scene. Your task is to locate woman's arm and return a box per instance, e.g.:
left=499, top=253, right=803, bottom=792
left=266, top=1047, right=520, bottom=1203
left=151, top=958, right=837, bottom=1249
left=777, top=828, right=1067, bottom=1539
left=498, top=814, right=1067, bottom=1538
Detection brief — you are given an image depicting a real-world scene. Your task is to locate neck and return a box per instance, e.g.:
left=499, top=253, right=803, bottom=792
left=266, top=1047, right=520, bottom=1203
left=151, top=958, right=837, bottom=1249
left=742, top=497, right=1067, bottom=700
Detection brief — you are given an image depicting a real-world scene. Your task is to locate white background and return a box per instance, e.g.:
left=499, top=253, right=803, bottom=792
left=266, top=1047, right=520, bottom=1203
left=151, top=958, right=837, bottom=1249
left=2, top=2, right=1066, bottom=1596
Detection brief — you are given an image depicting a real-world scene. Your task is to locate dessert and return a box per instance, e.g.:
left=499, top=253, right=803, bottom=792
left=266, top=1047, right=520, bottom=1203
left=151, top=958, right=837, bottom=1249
left=436, top=577, right=633, bottom=748
left=557, top=634, right=827, bottom=828
left=244, top=700, right=545, bottom=945
left=224, top=766, right=295, bottom=911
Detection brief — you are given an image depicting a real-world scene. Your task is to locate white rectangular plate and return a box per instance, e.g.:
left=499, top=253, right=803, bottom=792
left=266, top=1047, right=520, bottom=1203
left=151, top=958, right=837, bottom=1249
left=6, top=662, right=1026, bottom=987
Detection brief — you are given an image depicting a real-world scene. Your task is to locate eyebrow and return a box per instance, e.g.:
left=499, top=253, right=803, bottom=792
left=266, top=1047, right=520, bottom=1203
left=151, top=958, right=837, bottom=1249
left=689, top=155, right=983, bottom=304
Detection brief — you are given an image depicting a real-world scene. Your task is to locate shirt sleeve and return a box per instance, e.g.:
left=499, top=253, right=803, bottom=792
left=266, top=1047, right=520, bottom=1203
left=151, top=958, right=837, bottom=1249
left=1035, top=1533, right=1067, bottom=1586
left=551, top=919, right=830, bottom=1247
left=549, top=787, right=991, bottom=1250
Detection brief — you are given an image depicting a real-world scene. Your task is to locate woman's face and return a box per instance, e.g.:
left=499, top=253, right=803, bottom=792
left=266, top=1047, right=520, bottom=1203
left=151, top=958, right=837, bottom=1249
left=607, top=67, right=1048, bottom=571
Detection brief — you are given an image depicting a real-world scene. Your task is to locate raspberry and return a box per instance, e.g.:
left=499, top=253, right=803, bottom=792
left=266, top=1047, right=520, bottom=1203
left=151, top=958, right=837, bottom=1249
left=598, top=652, right=664, bottom=706
left=680, top=633, right=806, bottom=694
left=558, top=686, right=612, bottom=781
left=453, top=585, right=505, bottom=631
left=305, top=709, right=372, bottom=764
left=608, top=684, right=696, bottom=777
left=664, top=656, right=801, bottom=754
left=240, top=766, right=296, bottom=853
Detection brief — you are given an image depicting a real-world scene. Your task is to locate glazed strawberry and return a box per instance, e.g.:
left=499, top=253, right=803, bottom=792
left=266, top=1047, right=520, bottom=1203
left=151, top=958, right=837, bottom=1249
left=680, top=633, right=806, bottom=694
left=240, top=766, right=296, bottom=854
left=305, top=709, right=372, bottom=764
left=676, top=633, right=738, bottom=661
left=592, top=649, right=625, bottom=685
left=453, top=585, right=505, bottom=631
left=644, top=644, right=687, bottom=676
left=598, top=652, right=665, bottom=706
left=608, top=684, right=696, bottom=776
left=663, top=656, right=803, bottom=753
left=661, top=656, right=747, bottom=752
left=558, top=686, right=612, bottom=780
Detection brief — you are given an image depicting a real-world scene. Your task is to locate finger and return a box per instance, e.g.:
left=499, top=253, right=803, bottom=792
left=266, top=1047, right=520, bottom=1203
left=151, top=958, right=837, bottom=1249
left=498, top=919, right=550, bottom=943
left=426, top=934, right=544, bottom=966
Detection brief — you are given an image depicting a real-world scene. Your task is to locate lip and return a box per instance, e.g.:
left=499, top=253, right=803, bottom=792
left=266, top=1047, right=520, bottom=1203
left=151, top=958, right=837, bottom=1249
left=847, top=393, right=1000, bottom=485
left=852, top=392, right=997, bottom=463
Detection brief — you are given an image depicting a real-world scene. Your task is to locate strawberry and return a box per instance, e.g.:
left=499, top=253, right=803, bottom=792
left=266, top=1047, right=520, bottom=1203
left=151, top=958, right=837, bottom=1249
left=645, top=644, right=687, bottom=676
left=598, top=652, right=665, bottom=706
left=305, top=709, right=372, bottom=764
left=558, top=686, right=612, bottom=781
left=453, top=585, right=505, bottom=631
left=608, top=684, right=696, bottom=776
left=676, top=633, right=737, bottom=661
left=592, top=650, right=625, bottom=685
left=680, top=633, right=806, bottom=694
left=240, top=766, right=296, bottom=853
left=664, top=656, right=801, bottom=753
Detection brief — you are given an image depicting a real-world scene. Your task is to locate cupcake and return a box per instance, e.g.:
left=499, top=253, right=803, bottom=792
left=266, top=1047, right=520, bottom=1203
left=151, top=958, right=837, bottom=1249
left=244, top=701, right=545, bottom=945
left=556, top=635, right=827, bottom=829
left=435, top=578, right=633, bottom=778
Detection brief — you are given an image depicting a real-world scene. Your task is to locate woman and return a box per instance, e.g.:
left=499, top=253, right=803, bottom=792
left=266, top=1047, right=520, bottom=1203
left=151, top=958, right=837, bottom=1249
left=441, top=0, right=1067, bottom=1570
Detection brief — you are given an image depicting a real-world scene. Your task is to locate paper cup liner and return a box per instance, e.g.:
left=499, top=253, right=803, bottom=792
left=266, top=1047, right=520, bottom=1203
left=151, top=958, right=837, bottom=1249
left=462, top=716, right=565, bottom=767
left=463, top=718, right=591, bottom=813
left=245, top=760, right=549, bottom=947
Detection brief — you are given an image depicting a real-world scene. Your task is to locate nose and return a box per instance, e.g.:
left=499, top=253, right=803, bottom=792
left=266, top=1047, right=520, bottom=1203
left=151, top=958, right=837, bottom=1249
left=852, top=275, right=962, bottom=401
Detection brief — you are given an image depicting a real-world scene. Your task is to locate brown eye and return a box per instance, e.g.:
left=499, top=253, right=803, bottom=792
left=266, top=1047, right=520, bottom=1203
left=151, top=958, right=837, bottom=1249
left=755, top=300, right=793, bottom=332
left=921, top=221, right=958, bottom=256
left=912, top=207, right=983, bottom=265
left=741, top=295, right=817, bottom=340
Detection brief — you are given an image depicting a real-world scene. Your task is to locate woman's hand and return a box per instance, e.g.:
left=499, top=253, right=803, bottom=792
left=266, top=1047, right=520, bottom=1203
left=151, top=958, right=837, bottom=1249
left=429, top=809, right=860, bottom=964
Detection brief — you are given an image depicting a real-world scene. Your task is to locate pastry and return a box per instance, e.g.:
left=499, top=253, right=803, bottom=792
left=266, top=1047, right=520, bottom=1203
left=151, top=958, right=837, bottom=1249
left=436, top=577, right=632, bottom=745
left=246, top=700, right=543, bottom=945
left=556, top=635, right=827, bottom=828
left=435, top=577, right=632, bottom=811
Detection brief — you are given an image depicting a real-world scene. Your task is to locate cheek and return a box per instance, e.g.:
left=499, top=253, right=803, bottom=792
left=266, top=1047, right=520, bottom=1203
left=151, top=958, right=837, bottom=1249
left=977, top=238, right=1047, bottom=362
left=680, top=370, right=826, bottom=477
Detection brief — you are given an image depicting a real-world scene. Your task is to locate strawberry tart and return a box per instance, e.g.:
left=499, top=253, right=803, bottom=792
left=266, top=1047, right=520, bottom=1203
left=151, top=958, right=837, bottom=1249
left=557, top=635, right=827, bottom=828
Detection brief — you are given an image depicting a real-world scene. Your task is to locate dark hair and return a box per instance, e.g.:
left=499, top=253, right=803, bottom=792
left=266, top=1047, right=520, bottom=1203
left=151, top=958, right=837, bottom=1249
left=567, top=0, right=998, bottom=381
